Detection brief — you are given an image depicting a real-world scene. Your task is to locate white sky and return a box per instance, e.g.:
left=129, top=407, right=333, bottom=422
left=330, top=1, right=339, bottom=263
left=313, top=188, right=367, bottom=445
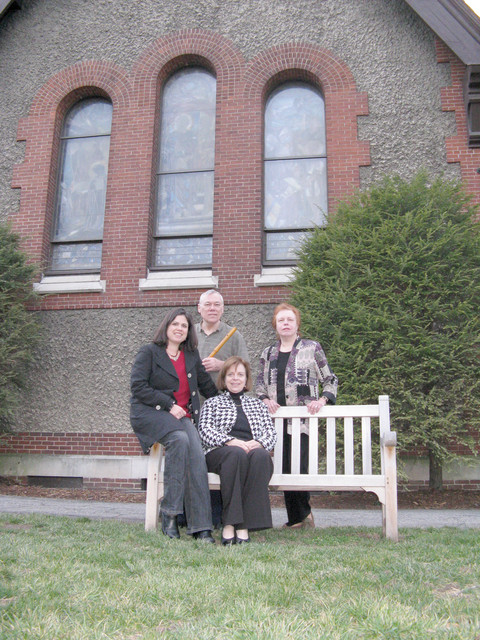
left=464, top=0, right=480, bottom=15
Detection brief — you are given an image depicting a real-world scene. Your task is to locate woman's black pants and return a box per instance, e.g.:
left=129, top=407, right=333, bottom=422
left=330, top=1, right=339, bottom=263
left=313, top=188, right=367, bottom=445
left=206, top=446, right=273, bottom=531
left=282, top=429, right=311, bottom=526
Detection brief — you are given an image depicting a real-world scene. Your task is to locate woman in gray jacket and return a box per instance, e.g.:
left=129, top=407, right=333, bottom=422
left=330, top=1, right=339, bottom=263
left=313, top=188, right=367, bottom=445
left=198, top=357, right=277, bottom=545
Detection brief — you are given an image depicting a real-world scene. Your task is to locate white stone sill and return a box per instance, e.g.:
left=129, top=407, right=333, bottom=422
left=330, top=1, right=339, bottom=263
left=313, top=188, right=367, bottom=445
left=34, top=274, right=106, bottom=294
left=254, top=267, right=294, bottom=286
left=139, top=270, right=218, bottom=290
left=32, top=268, right=292, bottom=293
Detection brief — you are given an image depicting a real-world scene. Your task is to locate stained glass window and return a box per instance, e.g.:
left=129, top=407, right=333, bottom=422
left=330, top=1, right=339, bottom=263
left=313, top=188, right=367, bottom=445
left=153, top=68, right=216, bottom=268
left=264, top=83, right=327, bottom=264
left=51, top=98, right=112, bottom=272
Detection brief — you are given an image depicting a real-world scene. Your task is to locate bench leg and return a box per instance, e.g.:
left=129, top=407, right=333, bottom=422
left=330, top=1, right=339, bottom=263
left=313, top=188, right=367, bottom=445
left=383, top=440, right=398, bottom=542
left=145, top=443, right=162, bottom=531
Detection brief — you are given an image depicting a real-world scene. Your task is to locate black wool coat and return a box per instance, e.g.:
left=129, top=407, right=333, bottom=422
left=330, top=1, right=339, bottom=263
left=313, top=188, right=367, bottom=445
left=130, top=342, right=218, bottom=453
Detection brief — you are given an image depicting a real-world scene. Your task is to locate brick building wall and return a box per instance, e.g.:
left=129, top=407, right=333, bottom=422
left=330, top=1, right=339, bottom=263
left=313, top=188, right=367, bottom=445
left=10, top=33, right=370, bottom=309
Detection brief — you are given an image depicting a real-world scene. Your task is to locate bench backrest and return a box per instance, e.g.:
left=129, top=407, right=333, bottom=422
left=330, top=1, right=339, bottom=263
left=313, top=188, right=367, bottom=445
left=272, top=395, right=391, bottom=477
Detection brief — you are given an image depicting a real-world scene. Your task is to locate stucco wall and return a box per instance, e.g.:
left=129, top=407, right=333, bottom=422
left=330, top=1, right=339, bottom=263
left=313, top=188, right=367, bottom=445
left=14, top=305, right=275, bottom=433
left=0, top=0, right=459, bottom=222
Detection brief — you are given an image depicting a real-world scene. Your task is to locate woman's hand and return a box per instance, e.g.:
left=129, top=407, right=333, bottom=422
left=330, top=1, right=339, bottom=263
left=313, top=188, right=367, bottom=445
left=169, top=404, right=186, bottom=420
left=225, top=438, right=250, bottom=452
left=244, top=440, right=264, bottom=452
left=307, top=398, right=328, bottom=414
left=225, top=439, right=263, bottom=452
left=262, top=398, right=280, bottom=414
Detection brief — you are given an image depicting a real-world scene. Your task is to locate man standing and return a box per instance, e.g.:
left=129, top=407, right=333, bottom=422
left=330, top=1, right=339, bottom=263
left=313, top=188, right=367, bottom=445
left=195, top=289, right=249, bottom=383
left=196, top=289, right=250, bottom=528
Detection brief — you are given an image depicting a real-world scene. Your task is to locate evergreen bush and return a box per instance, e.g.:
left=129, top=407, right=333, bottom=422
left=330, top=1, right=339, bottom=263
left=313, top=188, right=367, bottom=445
left=0, top=221, right=40, bottom=431
left=290, top=172, right=480, bottom=487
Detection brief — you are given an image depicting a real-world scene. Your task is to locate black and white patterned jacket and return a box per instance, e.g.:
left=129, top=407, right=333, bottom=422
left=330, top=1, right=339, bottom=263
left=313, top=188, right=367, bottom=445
left=198, top=391, right=277, bottom=454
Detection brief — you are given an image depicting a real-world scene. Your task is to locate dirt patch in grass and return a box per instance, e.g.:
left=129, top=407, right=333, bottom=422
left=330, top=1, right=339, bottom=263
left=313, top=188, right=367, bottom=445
left=1, top=477, right=479, bottom=509
left=0, top=521, right=32, bottom=530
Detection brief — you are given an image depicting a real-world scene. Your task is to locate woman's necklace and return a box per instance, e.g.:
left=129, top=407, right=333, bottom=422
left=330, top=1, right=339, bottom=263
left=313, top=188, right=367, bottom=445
left=167, top=350, right=180, bottom=361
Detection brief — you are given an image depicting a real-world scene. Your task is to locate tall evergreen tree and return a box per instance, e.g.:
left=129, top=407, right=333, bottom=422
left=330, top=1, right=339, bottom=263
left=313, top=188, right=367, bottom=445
left=0, top=222, right=40, bottom=431
left=291, top=173, right=480, bottom=488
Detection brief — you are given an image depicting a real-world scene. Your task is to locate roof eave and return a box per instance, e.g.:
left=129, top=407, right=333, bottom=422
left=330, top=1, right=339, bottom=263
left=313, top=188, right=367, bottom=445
left=404, top=0, right=480, bottom=65
left=0, top=0, right=21, bottom=21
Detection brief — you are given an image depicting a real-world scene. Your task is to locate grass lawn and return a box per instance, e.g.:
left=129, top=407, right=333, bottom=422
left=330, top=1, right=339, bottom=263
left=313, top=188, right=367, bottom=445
left=1, top=514, right=479, bottom=639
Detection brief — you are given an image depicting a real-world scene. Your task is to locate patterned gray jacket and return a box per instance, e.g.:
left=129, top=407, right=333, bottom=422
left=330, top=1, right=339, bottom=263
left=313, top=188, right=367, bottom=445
left=198, top=391, right=277, bottom=454
left=256, top=338, right=338, bottom=434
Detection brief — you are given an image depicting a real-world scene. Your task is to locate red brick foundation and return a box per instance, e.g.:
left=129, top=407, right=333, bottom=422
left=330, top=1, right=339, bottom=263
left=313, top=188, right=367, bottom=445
left=0, top=432, right=143, bottom=456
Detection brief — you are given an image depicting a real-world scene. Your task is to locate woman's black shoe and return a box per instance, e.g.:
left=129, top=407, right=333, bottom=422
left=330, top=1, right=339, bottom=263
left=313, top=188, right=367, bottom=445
left=235, top=536, right=250, bottom=544
left=192, top=530, right=215, bottom=544
left=161, top=513, right=180, bottom=539
left=221, top=535, right=236, bottom=546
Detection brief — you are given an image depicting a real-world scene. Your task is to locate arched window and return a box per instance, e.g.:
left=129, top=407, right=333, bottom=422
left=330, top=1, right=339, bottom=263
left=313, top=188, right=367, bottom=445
left=264, top=82, right=327, bottom=264
left=153, top=67, right=216, bottom=269
left=50, top=98, right=113, bottom=272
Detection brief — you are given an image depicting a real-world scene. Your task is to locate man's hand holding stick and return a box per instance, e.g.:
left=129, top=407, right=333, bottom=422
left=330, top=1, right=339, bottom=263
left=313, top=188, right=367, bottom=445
left=202, top=327, right=237, bottom=373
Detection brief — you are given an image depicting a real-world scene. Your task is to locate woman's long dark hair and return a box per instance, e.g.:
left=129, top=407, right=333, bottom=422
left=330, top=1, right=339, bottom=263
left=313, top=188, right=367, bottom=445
left=153, top=308, right=198, bottom=351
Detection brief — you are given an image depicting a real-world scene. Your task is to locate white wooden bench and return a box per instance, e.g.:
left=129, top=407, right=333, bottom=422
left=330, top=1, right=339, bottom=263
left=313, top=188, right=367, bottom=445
left=145, top=395, right=398, bottom=541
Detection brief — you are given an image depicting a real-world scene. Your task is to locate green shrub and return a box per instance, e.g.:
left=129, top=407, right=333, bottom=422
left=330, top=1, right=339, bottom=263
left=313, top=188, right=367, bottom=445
left=0, top=222, right=40, bottom=431
left=291, top=172, right=480, bottom=486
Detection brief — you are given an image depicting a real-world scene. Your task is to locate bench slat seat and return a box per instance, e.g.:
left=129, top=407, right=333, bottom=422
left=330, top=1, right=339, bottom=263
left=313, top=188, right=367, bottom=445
left=145, top=395, right=398, bottom=541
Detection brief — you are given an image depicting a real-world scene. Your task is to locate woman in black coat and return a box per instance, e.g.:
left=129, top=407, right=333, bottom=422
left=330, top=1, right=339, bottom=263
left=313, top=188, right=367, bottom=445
left=130, top=308, right=218, bottom=542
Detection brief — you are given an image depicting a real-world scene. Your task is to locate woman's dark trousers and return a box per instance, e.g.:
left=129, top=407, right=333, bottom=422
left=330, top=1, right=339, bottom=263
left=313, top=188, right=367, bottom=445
left=282, top=429, right=311, bottom=526
left=206, top=446, right=273, bottom=531
left=160, top=417, right=212, bottom=535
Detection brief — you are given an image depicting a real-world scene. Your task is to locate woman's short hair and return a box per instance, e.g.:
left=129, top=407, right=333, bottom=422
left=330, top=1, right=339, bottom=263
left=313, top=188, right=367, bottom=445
left=217, top=356, right=252, bottom=392
left=153, top=308, right=198, bottom=351
left=272, top=302, right=302, bottom=332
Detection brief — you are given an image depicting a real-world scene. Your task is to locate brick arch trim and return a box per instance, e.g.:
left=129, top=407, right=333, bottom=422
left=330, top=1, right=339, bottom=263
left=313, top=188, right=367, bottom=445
left=26, top=60, right=132, bottom=117
left=244, top=42, right=359, bottom=100
left=131, top=29, right=245, bottom=91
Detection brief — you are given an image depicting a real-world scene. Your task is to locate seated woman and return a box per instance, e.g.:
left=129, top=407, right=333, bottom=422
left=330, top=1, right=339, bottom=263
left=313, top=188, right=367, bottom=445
left=198, top=356, right=277, bottom=545
left=130, top=308, right=218, bottom=543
